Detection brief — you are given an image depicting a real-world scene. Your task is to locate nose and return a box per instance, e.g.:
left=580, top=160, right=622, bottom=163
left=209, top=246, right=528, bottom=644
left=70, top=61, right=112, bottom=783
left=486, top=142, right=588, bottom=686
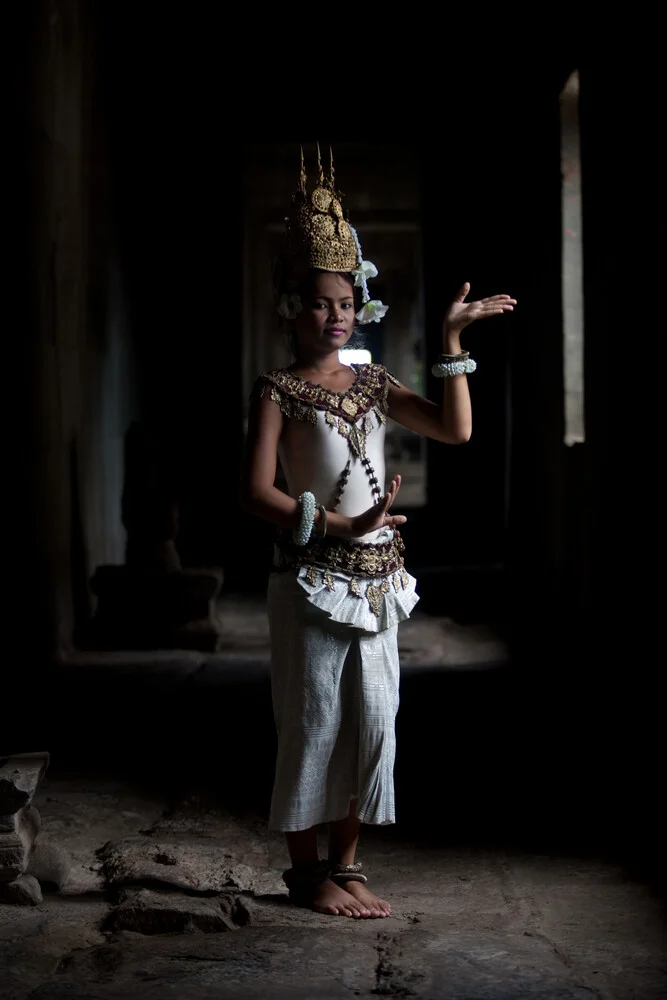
left=329, top=306, right=343, bottom=323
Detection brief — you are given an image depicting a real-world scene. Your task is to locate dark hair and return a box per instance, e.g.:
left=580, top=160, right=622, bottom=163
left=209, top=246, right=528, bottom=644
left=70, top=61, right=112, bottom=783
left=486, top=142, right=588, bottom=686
left=282, top=268, right=367, bottom=359
left=296, top=268, right=355, bottom=300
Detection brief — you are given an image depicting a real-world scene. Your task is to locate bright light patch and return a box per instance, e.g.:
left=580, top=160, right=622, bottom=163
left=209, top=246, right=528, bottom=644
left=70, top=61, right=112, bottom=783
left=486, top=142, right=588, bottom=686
left=339, top=349, right=372, bottom=366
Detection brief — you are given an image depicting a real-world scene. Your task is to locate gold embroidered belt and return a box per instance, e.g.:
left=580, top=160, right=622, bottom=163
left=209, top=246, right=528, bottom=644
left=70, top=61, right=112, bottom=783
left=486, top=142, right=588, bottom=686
left=274, top=531, right=406, bottom=579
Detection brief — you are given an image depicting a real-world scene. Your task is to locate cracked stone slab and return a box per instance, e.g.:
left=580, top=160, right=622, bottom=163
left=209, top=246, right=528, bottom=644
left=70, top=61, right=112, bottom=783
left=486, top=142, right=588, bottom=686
left=0, top=753, right=49, bottom=815
left=18, top=925, right=616, bottom=1000
left=375, top=928, right=607, bottom=999
left=103, top=887, right=244, bottom=935
left=98, top=837, right=285, bottom=897
left=27, top=926, right=380, bottom=999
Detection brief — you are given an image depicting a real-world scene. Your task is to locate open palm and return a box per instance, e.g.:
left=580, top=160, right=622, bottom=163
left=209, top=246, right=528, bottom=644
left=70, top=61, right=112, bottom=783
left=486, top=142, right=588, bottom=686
left=445, top=282, right=516, bottom=335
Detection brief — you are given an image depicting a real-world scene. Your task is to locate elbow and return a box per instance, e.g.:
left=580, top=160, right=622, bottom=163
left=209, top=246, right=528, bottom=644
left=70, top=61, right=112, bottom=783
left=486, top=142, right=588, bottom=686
left=451, top=419, right=472, bottom=444
left=435, top=418, right=472, bottom=445
left=439, top=427, right=472, bottom=445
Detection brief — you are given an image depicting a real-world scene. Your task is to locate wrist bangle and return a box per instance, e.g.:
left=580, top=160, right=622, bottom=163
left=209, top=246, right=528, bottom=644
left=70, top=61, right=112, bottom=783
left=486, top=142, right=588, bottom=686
left=438, top=351, right=469, bottom=362
left=315, top=503, right=328, bottom=539
left=431, top=357, right=477, bottom=378
left=292, top=492, right=316, bottom=546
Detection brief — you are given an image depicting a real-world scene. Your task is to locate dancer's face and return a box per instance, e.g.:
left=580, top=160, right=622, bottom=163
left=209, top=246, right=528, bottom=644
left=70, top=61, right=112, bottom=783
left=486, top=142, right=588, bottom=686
left=294, top=272, right=355, bottom=357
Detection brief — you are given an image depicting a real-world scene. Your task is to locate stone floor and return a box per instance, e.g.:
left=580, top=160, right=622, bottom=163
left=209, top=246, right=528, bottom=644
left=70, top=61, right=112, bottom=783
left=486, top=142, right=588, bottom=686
left=3, top=597, right=665, bottom=999
left=1, top=773, right=664, bottom=1000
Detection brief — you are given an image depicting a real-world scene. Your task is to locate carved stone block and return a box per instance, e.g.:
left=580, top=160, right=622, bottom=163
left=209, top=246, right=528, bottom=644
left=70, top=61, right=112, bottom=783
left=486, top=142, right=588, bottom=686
left=0, top=753, right=50, bottom=816
left=0, top=805, right=41, bottom=881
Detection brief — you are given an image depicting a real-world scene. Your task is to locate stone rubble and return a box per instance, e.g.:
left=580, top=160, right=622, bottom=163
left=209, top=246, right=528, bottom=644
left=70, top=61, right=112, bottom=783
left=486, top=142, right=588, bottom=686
left=0, top=752, right=50, bottom=817
left=0, top=872, right=43, bottom=906
left=103, top=886, right=244, bottom=935
left=0, top=805, right=41, bottom=882
left=98, top=836, right=285, bottom=897
left=0, top=751, right=71, bottom=904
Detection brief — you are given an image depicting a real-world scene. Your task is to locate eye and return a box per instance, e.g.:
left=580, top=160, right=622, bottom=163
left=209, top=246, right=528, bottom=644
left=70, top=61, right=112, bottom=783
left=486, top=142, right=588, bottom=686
left=342, top=302, right=353, bottom=309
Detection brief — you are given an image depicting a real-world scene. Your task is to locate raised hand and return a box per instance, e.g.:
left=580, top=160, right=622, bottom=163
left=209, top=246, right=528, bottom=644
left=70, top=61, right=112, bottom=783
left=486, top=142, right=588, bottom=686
left=444, top=282, right=516, bottom=336
left=349, top=475, right=407, bottom=538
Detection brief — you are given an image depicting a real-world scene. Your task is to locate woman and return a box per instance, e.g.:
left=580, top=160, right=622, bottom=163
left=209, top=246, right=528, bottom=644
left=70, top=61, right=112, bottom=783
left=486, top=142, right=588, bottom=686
left=240, top=150, right=516, bottom=919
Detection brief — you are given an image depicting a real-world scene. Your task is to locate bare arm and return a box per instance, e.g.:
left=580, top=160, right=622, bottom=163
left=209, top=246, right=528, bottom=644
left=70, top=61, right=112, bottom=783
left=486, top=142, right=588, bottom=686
left=240, top=387, right=406, bottom=538
left=387, top=282, right=516, bottom=444
left=387, top=375, right=471, bottom=444
left=239, top=389, right=298, bottom=530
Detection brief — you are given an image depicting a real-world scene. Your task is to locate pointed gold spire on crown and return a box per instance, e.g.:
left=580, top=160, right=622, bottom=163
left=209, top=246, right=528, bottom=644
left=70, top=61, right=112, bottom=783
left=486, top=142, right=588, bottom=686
left=281, top=143, right=359, bottom=277
left=276, top=144, right=388, bottom=323
left=299, top=145, right=307, bottom=195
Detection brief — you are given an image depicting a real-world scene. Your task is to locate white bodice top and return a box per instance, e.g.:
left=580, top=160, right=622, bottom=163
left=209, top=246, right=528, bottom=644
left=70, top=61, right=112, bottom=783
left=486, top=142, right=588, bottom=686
left=254, top=363, right=419, bottom=631
left=278, top=408, right=385, bottom=544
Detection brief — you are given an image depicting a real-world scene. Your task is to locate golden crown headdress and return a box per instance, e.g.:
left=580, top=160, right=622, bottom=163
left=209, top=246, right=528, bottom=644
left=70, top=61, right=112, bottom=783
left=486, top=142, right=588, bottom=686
left=276, top=144, right=388, bottom=325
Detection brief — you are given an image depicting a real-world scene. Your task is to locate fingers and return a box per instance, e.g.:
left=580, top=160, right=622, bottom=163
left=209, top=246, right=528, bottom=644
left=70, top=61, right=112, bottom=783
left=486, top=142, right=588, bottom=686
left=386, top=514, right=407, bottom=527
left=478, top=302, right=514, bottom=318
left=384, top=474, right=402, bottom=510
left=378, top=474, right=401, bottom=507
left=455, top=282, right=471, bottom=303
left=381, top=477, right=406, bottom=528
left=480, top=295, right=517, bottom=305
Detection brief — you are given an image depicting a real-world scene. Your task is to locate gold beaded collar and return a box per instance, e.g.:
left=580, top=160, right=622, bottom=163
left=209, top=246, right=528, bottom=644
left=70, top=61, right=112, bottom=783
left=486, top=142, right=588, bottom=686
left=258, top=363, right=399, bottom=425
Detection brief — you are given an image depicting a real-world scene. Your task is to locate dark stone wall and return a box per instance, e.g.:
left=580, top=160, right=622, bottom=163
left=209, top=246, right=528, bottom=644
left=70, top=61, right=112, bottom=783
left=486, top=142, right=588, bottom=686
left=12, top=9, right=658, bottom=674
left=11, top=1, right=138, bottom=659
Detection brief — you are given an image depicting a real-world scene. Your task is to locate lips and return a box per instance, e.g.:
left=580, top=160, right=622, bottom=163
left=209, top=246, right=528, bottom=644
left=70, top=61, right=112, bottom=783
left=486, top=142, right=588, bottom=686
left=325, top=328, right=347, bottom=336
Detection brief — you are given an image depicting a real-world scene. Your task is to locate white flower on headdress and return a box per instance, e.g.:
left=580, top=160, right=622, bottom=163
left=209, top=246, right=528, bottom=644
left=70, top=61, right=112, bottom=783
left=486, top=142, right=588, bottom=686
left=277, top=293, right=303, bottom=320
left=355, top=300, right=389, bottom=324
left=352, top=260, right=378, bottom=286
left=348, top=227, right=387, bottom=318
left=351, top=259, right=379, bottom=305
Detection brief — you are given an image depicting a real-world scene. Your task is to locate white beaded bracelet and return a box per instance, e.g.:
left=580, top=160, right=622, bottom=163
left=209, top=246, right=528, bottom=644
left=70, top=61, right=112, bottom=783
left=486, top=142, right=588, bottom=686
left=293, top=491, right=316, bottom=546
left=431, top=358, right=478, bottom=378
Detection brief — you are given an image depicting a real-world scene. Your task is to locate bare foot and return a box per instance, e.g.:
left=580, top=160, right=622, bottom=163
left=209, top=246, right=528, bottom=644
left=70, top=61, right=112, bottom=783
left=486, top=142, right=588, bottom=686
left=292, top=877, right=372, bottom=917
left=341, top=880, right=391, bottom=917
